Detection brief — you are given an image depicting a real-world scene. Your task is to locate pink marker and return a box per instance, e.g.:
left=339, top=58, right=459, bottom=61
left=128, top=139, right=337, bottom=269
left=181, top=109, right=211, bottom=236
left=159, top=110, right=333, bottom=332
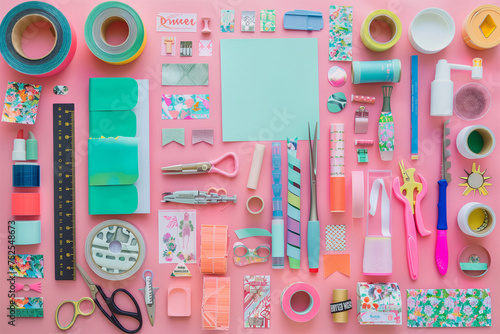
left=352, top=94, right=376, bottom=104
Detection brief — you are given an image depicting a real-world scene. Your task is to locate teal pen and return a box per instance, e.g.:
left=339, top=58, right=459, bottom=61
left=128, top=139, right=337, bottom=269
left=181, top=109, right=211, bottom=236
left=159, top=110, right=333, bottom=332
left=307, top=123, right=320, bottom=273
left=271, top=142, right=285, bottom=269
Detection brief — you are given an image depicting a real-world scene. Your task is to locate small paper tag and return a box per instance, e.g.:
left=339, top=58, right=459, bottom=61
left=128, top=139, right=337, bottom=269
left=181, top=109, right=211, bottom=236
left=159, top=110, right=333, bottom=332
left=171, top=263, right=192, bottom=277
left=330, top=299, right=352, bottom=313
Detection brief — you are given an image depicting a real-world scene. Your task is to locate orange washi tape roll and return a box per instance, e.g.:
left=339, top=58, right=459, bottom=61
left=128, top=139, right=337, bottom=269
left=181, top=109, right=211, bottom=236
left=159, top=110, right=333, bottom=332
left=462, top=5, right=500, bottom=50
left=200, top=225, right=228, bottom=274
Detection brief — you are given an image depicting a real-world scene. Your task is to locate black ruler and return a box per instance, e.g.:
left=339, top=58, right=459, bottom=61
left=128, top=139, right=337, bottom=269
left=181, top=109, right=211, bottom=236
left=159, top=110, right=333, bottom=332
left=53, top=104, right=76, bottom=280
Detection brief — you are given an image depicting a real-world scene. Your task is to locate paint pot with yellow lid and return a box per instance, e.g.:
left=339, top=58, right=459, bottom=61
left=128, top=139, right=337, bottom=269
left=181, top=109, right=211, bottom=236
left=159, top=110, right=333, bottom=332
left=463, top=5, right=500, bottom=50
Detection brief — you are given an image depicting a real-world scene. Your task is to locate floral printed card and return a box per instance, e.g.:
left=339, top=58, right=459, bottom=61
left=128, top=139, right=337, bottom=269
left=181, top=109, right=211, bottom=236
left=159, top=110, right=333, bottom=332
left=162, top=94, right=209, bottom=120
left=221, top=10, right=235, bottom=32
left=159, top=210, right=196, bottom=263
left=3, top=81, right=42, bottom=124
left=10, top=297, right=43, bottom=317
left=407, top=289, right=491, bottom=328
left=260, top=10, right=276, bottom=32
left=244, top=275, right=271, bottom=328
left=357, top=282, right=402, bottom=325
left=8, top=254, right=44, bottom=278
left=329, top=6, right=353, bottom=61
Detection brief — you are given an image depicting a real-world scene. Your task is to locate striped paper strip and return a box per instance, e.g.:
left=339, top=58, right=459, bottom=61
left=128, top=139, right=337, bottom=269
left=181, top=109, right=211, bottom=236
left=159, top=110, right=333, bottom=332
left=286, top=137, right=301, bottom=269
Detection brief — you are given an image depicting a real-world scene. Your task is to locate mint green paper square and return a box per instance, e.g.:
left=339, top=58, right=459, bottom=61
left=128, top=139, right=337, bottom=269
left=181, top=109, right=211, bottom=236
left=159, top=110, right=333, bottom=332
left=89, top=110, right=137, bottom=137
left=220, top=38, right=319, bottom=142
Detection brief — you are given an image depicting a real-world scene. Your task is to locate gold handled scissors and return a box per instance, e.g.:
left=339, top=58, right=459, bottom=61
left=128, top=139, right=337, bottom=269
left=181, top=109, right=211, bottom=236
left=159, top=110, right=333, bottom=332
left=55, top=297, right=95, bottom=330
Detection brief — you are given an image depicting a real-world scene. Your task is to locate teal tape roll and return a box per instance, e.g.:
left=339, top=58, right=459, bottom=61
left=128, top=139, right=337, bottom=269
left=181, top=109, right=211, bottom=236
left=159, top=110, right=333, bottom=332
left=84, top=1, right=147, bottom=65
left=12, top=220, right=41, bottom=245
left=0, top=1, right=76, bottom=77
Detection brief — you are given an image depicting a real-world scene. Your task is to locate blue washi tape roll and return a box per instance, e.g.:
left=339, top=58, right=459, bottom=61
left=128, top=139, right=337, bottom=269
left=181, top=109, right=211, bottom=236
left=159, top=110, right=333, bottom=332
left=12, top=220, right=41, bottom=245
left=0, top=1, right=77, bottom=77
left=13, top=163, right=40, bottom=187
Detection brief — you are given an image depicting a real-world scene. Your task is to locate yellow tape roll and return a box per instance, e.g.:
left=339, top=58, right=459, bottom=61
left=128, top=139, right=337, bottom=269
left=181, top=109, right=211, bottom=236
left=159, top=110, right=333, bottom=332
left=462, top=5, right=500, bottom=50
left=361, top=10, right=402, bottom=52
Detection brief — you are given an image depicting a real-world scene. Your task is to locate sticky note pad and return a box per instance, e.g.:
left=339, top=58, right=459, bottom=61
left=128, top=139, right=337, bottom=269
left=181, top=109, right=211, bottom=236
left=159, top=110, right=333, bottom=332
left=220, top=38, right=319, bottom=142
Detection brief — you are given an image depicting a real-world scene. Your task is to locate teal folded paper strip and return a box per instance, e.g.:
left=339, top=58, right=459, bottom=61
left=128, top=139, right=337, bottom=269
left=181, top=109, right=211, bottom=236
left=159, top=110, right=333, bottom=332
left=162, top=64, right=209, bottom=86
left=162, top=128, right=185, bottom=146
left=88, top=137, right=139, bottom=185
left=90, top=110, right=137, bottom=137
left=89, top=78, right=138, bottom=111
left=89, top=185, right=138, bottom=214
left=407, top=289, right=491, bottom=327
left=88, top=78, right=150, bottom=214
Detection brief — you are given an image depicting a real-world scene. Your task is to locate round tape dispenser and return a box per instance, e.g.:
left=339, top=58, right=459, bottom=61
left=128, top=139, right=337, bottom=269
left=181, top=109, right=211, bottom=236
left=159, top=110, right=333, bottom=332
left=458, top=243, right=490, bottom=278
left=85, top=219, right=146, bottom=280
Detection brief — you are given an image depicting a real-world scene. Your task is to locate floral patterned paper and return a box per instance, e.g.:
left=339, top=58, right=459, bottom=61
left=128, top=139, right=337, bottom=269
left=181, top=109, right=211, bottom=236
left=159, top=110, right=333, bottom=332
left=159, top=210, right=196, bottom=263
left=8, top=254, right=44, bottom=278
left=329, top=6, right=353, bottom=61
left=2, top=81, right=42, bottom=124
left=357, top=282, right=402, bottom=325
left=10, top=297, right=43, bottom=317
left=162, top=94, right=209, bottom=120
left=378, top=112, right=394, bottom=152
left=407, top=289, right=491, bottom=327
left=260, top=10, right=276, bottom=32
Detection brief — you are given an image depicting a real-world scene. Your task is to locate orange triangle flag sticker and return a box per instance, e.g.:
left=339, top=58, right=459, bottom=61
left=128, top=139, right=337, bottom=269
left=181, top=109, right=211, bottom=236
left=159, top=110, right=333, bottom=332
left=323, top=254, right=350, bottom=278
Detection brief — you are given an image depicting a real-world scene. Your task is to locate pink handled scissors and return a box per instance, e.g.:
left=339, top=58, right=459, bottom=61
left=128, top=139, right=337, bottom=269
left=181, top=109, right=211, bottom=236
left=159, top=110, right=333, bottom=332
left=161, top=152, right=239, bottom=178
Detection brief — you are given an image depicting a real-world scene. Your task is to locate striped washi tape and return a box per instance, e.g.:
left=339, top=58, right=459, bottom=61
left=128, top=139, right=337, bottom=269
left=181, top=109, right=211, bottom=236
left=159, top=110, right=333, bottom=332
left=84, top=1, right=147, bottom=65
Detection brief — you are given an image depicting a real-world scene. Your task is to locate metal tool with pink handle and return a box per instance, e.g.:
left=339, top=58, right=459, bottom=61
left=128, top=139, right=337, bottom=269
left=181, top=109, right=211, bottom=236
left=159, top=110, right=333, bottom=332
left=392, top=160, right=431, bottom=280
left=161, top=152, right=239, bottom=178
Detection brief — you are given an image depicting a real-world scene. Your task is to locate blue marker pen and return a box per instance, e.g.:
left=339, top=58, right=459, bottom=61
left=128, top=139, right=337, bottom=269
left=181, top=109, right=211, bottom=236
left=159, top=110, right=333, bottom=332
left=271, top=142, right=284, bottom=269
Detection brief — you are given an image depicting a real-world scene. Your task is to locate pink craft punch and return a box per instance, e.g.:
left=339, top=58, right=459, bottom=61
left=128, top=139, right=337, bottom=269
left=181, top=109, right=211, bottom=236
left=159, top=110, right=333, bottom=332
left=392, top=161, right=431, bottom=280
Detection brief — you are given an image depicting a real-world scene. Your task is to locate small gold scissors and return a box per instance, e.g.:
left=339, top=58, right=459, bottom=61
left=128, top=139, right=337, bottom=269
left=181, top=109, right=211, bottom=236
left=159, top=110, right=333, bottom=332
left=55, top=296, right=95, bottom=330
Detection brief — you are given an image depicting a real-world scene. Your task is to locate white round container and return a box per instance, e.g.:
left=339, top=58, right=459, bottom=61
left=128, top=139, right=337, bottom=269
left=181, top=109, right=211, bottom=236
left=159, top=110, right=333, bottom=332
left=409, top=8, right=455, bottom=54
left=456, top=125, right=495, bottom=159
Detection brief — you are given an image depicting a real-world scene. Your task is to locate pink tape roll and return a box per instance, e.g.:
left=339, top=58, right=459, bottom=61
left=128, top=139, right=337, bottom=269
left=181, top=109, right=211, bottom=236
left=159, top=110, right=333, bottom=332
left=352, top=171, right=364, bottom=218
left=281, top=282, right=320, bottom=322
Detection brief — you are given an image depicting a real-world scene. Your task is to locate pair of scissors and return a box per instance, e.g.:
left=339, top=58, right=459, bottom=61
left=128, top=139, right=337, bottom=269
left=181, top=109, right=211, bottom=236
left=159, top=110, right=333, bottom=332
left=74, top=263, right=143, bottom=333
left=161, top=152, right=239, bottom=178
left=55, top=296, right=95, bottom=330
left=307, top=122, right=320, bottom=273
left=392, top=160, right=431, bottom=280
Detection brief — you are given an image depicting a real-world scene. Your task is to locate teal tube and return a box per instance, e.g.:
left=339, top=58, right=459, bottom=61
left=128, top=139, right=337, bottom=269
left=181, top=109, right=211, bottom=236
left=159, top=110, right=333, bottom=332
left=352, top=59, right=401, bottom=84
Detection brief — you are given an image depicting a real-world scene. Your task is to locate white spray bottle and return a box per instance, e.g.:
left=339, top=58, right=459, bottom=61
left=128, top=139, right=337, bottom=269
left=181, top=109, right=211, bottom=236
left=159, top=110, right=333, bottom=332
left=430, top=58, right=483, bottom=117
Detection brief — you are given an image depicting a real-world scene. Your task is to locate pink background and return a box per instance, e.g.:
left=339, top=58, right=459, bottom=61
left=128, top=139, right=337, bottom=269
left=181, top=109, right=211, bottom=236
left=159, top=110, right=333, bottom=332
left=1, top=0, right=499, bottom=333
